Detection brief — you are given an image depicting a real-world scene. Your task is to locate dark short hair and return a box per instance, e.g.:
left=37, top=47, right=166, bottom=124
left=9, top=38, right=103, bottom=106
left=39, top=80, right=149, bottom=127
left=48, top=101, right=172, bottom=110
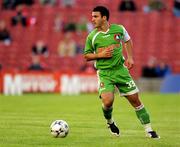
left=93, top=6, right=109, bottom=21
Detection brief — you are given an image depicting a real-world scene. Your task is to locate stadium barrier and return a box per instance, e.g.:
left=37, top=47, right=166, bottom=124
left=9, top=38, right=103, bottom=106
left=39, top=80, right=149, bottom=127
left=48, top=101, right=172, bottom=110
left=2, top=71, right=176, bottom=95
left=136, top=78, right=163, bottom=92
left=0, top=71, right=98, bottom=95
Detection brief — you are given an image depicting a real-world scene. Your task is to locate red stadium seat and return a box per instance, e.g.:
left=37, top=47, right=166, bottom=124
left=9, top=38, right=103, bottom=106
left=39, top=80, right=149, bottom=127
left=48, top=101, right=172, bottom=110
left=0, top=0, right=179, bottom=77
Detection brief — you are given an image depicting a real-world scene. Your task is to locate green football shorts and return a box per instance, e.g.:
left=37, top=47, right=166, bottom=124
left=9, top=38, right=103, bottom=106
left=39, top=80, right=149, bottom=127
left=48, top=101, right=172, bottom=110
left=97, top=65, right=139, bottom=97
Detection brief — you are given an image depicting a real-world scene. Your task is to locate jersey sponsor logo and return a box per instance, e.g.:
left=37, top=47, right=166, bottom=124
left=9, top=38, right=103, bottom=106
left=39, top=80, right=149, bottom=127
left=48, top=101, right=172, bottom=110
left=102, top=34, right=110, bottom=38
left=97, top=44, right=120, bottom=53
left=114, top=33, right=123, bottom=43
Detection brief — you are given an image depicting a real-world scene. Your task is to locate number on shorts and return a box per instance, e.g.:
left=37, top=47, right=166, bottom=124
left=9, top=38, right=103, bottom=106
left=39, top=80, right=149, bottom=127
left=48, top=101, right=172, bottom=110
left=126, top=80, right=136, bottom=89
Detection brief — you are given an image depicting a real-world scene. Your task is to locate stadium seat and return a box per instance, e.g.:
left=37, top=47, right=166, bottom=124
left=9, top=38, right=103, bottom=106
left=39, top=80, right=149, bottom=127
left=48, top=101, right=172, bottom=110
left=0, top=0, right=179, bottom=77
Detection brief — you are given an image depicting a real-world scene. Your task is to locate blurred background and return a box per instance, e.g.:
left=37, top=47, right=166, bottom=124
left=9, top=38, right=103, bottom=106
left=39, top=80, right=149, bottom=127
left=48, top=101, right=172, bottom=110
left=0, top=0, right=180, bottom=94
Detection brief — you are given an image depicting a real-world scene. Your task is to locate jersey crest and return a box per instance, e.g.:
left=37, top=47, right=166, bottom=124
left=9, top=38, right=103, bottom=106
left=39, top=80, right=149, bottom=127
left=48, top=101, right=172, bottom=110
left=114, top=33, right=123, bottom=43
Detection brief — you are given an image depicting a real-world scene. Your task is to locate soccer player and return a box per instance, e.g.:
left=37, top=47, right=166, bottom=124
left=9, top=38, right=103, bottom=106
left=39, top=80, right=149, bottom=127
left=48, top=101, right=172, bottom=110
left=84, top=6, right=160, bottom=138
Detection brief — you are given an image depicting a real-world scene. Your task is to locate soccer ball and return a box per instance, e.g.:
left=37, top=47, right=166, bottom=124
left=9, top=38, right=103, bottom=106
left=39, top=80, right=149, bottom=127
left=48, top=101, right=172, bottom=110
left=50, top=120, right=69, bottom=138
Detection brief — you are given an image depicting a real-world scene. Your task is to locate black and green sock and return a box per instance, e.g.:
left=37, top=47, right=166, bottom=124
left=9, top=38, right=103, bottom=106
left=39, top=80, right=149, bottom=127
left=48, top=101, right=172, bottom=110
left=102, top=106, right=113, bottom=124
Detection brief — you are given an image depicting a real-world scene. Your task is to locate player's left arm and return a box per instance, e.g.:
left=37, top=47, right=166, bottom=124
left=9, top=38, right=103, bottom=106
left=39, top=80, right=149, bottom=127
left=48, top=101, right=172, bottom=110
left=122, top=26, right=134, bottom=69
left=124, top=39, right=134, bottom=69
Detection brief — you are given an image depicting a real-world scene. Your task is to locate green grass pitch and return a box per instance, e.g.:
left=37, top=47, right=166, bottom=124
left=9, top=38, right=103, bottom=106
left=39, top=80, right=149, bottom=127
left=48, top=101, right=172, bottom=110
left=0, top=93, right=180, bottom=147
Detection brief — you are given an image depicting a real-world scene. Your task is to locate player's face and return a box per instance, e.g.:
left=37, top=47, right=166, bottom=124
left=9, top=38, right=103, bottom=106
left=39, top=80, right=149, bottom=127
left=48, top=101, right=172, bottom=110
left=92, top=12, right=104, bottom=28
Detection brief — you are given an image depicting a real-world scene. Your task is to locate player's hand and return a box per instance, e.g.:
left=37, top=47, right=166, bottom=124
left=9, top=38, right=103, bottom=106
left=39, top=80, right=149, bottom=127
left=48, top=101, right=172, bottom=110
left=98, top=47, right=114, bottom=58
left=126, top=57, right=134, bottom=69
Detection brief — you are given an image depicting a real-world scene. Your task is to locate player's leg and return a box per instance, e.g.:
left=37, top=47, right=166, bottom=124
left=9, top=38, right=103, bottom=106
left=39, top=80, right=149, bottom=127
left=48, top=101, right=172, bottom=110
left=101, top=92, right=114, bottom=124
left=125, top=93, right=160, bottom=139
left=97, top=70, right=119, bottom=136
left=101, top=92, right=120, bottom=136
left=115, top=66, right=159, bottom=138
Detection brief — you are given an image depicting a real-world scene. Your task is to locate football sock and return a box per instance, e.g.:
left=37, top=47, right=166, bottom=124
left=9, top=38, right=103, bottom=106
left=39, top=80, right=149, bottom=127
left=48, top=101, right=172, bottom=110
left=102, top=106, right=114, bottom=124
left=144, top=123, right=153, bottom=132
left=135, top=104, right=150, bottom=125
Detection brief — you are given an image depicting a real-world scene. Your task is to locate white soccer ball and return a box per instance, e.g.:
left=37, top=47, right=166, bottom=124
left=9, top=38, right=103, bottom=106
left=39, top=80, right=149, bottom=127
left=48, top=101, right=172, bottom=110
left=50, top=120, right=69, bottom=138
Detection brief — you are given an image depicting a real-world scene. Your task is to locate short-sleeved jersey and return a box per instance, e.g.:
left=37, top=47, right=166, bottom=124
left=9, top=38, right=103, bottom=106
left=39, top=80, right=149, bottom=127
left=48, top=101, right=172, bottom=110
left=84, top=24, right=130, bottom=70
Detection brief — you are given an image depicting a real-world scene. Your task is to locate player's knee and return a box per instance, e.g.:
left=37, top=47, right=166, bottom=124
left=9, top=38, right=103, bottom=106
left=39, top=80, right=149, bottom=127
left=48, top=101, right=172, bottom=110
left=102, top=98, right=113, bottom=108
left=101, top=92, right=114, bottom=108
left=104, top=101, right=113, bottom=108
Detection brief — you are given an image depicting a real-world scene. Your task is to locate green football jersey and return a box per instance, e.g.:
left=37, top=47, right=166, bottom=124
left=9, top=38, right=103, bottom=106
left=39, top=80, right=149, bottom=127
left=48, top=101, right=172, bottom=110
left=84, top=24, right=130, bottom=70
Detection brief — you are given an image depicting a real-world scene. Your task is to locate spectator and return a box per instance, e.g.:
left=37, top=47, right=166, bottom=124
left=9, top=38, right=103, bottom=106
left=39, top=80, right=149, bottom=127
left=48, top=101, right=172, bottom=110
left=31, top=40, right=49, bottom=57
left=76, top=39, right=84, bottom=54
left=53, top=13, right=65, bottom=32
left=0, top=20, right=12, bottom=46
left=76, top=16, right=93, bottom=34
left=142, top=56, right=158, bottom=78
left=155, top=60, right=171, bottom=77
left=24, top=0, right=34, bottom=6
left=77, top=16, right=88, bottom=33
left=28, top=56, right=44, bottom=71
left=86, top=20, right=94, bottom=33
left=118, top=0, right=137, bottom=12
left=143, top=0, right=166, bottom=13
left=64, top=17, right=77, bottom=32
left=60, top=0, right=75, bottom=8
left=40, top=0, right=56, bottom=6
left=57, top=32, right=76, bottom=57
left=11, top=5, right=28, bottom=27
left=2, top=0, right=34, bottom=10
left=173, top=0, right=180, bottom=17
left=2, top=0, right=16, bottom=9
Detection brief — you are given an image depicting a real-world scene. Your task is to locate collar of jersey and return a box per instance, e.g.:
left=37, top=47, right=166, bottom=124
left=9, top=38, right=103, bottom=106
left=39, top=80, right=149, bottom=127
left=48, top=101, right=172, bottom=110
left=98, top=28, right=109, bottom=34
left=97, top=24, right=110, bottom=34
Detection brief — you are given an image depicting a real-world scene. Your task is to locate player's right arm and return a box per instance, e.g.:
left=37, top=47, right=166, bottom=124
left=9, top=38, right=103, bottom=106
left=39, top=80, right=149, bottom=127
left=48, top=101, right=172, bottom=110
left=84, top=49, right=113, bottom=61
left=84, top=36, right=113, bottom=61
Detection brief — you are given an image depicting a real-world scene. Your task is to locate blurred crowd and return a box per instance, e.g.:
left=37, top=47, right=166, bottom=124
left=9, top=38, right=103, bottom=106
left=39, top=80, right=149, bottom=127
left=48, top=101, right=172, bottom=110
left=118, top=0, right=180, bottom=17
left=0, top=0, right=179, bottom=76
left=141, top=56, right=171, bottom=78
